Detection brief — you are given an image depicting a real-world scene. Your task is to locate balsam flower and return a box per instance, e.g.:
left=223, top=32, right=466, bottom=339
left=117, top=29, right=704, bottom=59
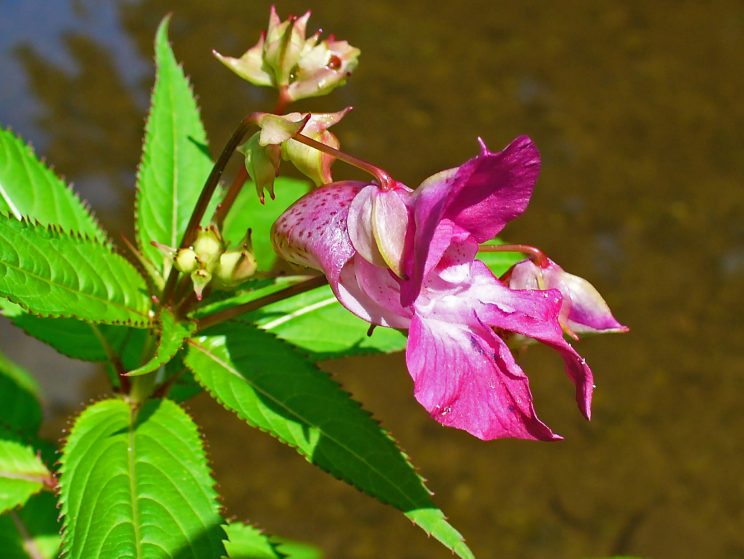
left=272, top=137, right=617, bottom=441
left=214, top=7, right=360, bottom=102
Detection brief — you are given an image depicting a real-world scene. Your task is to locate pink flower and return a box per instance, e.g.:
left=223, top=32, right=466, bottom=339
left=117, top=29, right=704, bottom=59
left=272, top=137, right=615, bottom=441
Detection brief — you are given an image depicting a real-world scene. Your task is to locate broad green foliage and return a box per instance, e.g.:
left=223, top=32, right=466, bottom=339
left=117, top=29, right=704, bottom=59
left=0, top=429, right=50, bottom=514
left=135, top=17, right=213, bottom=275
left=59, top=398, right=224, bottom=559
left=185, top=324, right=473, bottom=559
left=0, top=218, right=151, bottom=325
left=221, top=177, right=310, bottom=271
left=0, top=493, right=61, bottom=559
left=222, top=522, right=322, bottom=559
left=1, top=298, right=145, bottom=363
left=245, top=284, right=406, bottom=359
left=0, top=128, right=107, bottom=244
left=126, top=309, right=195, bottom=377
left=0, top=351, right=42, bottom=435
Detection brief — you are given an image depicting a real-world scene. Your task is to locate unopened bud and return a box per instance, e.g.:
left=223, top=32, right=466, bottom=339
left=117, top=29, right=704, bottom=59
left=193, top=227, right=224, bottom=270
left=191, top=268, right=212, bottom=301
left=174, top=248, right=198, bottom=274
left=213, top=250, right=258, bottom=289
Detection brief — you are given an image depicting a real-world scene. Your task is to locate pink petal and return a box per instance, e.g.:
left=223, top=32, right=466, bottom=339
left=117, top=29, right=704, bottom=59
left=271, top=181, right=364, bottom=284
left=470, top=260, right=595, bottom=419
left=402, top=136, right=540, bottom=306
left=406, top=314, right=561, bottom=441
left=347, top=185, right=387, bottom=267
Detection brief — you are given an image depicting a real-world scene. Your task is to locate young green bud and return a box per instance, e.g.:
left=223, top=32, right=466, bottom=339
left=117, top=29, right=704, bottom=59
left=213, top=249, right=258, bottom=289
left=193, top=226, right=224, bottom=270
left=190, top=268, right=212, bottom=301
left=174, top=248, right=198, bottom=274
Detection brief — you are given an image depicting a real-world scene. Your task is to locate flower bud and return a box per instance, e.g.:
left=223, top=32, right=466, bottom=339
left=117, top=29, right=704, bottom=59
left=174, top=248, right=198, bottom=274
left=214, top=7, right=360, bottom=102
left=190, top=268, right=212, bottom=301
left=193, top=226, right=224, bottom=270
left=240, top=133, right=281, bottom=203
left=213, top=249, right=258, bottom=289
left=282, top=108, right=350, bottom=186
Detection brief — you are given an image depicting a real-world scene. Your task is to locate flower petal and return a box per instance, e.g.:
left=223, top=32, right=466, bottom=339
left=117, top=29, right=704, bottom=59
left=470, top=260, right=595, bottom=419
left=403, top=136, right=540, bottom=306
left=406, top=313, right=561, bottom=441
left=271, top=181, right=364, bottom=284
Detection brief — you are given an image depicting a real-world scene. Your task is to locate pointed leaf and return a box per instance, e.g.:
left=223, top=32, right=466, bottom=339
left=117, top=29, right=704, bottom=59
left=0, top=218, right=151, bottom=325
left=0, top=127, right=107, bottom=243
left=185, top=324, right=473, bottom=559
left=221, top=177, right=310, bottom=272
left=126, top=309, right=195, bottom=377
left=0, top=429, right=51, bottom=514
left=245, top=285, right=406, bottom=359
left=0, top=352, right=42, bottom=435
left=222, top=522, right=322, bottom=559
left=136, top=16, right=213, bottom=275
left=59, top=398, right=224, bottom=559
left=0, top=493, right=61, bottom=559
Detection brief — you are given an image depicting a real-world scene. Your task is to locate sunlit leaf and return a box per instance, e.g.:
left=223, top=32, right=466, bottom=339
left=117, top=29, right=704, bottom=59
left=135, top=16, right=213, bottom=275
left=126, top=309, right=195, bottom=377
left=0, top=127, right=107, bottom=243
left=185, top=324, right=473, bottom=559
left=0, top=351, right=42, bottom=435
left=222, top=522, right=322, bottom=559
left=0, top=492, right=61, bottom=559
left=0, top=429, right=51, bottom=514
left=59, top=398, right=224, bottom=559
left=245, top=285, right=406, bottom=359
left=221, top=176, right=310, bottom=272
left=0, top=218, right=151, bottom=326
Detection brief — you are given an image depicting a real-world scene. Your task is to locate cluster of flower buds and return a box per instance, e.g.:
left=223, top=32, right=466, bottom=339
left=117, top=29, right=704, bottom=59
left=214, top=7, right=360, bottom=103
left=241, top=109, right=350, bottom=201
left=154, top=226, right=257, bottom=300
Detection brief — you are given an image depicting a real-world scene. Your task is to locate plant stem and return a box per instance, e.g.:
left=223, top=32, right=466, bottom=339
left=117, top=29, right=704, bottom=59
left=478, top=243, right=549, bottom=267
left=291, top=133, right=395, bottom=190
left=161, top=113, right=261, bottom=306
left=90, top=324, right=128, bottom=391
left=196, top=274, right=327, bottom=331
left=212, top=165, right=248, bottom=230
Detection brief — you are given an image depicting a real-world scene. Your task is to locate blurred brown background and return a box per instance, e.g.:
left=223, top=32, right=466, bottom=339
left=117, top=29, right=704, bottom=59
left=1, top=1, right=742, bottom=557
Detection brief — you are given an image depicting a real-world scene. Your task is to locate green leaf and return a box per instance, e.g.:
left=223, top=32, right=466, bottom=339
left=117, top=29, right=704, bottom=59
left=221, top=177, right=310, bottom=272
left=245, top=285, right=406, bottom=359
left=222, top=522, right=322, bottom=559
left=135, top=16, right=213, bottom=276
left=59, top=398, right=224, bottom=559
left=0, top=429, right=51, bottom=514
left=0, top=127, right=107, bottom=243
left=0, top=218, right=151, bottom=325
left=185, top=325, right=473, bottom=559
left=477, top=239, right=523, bottom=277
left=0, top=352, right=42, bottom=435
left=0, top=492, right=61, bottom=559
left=1, top=298, right=147, bottom=364
left=126, top=309, right=195, bottom=377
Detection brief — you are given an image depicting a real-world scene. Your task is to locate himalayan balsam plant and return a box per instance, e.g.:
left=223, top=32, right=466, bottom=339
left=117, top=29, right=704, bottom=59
left=0, top=8, right=626, bottom=559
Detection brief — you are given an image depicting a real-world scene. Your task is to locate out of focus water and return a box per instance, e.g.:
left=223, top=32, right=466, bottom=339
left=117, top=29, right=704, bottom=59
left=1, top=1, right=742, bottom=557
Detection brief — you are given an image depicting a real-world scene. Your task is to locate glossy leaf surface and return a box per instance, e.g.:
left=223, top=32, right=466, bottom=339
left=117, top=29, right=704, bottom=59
left=59, top=398, right=224, bottom=559
left=185, top=324, right=473, bottom=559
left=0, top=218, right=151, bottom=325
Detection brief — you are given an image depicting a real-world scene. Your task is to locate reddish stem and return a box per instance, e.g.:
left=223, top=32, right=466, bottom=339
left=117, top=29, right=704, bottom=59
left=291, top=133, right=395, bottom=190
left=478, top=243, right=549, bottom=267
left=213, top=166, right=249, bottom=230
